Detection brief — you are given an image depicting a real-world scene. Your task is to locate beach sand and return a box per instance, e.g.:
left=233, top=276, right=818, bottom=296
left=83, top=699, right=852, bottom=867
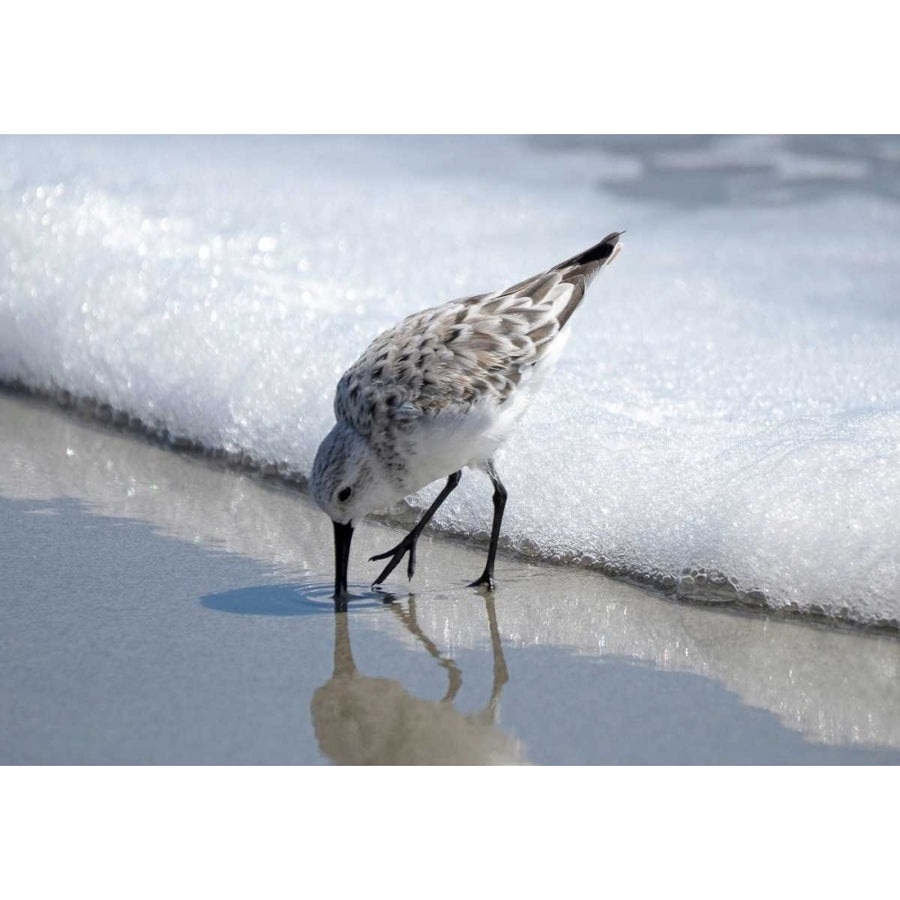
left=1, top=391, right=898, bottom=764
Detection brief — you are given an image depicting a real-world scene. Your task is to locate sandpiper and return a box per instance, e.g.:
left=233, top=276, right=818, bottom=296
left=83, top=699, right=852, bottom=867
left=311, top=232, right=624, bottom=603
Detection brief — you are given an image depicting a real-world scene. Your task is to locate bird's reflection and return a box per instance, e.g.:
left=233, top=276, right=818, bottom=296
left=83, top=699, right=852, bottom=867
left=311, top=596, right=525, bottom=765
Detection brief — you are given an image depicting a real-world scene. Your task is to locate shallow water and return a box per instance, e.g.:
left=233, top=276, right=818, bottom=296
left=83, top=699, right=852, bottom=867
left=1, top=393, right=898, bottom=764
left=1, top=135, right=898, bottom=625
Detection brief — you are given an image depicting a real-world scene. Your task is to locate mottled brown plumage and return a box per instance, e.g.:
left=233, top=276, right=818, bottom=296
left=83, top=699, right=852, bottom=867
left=335, top=234, right=622, bottom=439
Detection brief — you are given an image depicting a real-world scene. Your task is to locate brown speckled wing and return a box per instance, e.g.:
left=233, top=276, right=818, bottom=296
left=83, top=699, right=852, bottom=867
left=334, top=233, right=621, bottom=435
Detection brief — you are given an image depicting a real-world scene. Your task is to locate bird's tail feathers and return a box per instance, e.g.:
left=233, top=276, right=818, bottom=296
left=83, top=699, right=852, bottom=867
left=554, top=231, right=624, bottom=328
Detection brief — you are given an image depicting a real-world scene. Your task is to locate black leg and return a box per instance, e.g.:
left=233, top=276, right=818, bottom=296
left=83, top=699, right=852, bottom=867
left=370, top=470, right=462, bottom=586
left=469, top=462, right=507, bottom=590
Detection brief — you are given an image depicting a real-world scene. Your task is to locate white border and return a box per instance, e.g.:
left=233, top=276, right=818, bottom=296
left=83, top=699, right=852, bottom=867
left=2, top=2, right=893, bottom=132
left=3, top=768, right=895, bottom=898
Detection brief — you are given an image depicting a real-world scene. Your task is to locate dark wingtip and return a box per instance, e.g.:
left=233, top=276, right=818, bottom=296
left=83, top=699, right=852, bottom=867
left=569, top=231, right=625, bottom=266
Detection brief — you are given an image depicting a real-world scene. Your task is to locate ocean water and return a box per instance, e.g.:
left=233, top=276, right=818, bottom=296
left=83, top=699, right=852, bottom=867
left=1, top=135, right=898, bottom=626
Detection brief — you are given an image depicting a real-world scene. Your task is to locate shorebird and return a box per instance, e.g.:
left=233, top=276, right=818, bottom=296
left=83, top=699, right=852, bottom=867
left=311, top=232, right=624, bottom=602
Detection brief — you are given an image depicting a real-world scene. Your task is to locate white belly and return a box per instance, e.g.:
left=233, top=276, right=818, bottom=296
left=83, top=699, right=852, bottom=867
left=397, top=329, right=569, bottom=493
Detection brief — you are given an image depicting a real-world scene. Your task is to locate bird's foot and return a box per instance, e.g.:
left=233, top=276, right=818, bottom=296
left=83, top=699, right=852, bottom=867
left=467, top=572, right=495, bottom=592
left=370, top=533, right=418, bottom=586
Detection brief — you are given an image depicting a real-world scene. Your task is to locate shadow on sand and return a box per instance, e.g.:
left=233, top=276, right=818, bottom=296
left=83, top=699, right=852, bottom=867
left=200, top=581, right=389, bottom=616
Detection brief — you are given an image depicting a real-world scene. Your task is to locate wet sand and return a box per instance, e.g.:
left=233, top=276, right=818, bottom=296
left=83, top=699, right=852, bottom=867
left=1, top=391, right=898, bottom=764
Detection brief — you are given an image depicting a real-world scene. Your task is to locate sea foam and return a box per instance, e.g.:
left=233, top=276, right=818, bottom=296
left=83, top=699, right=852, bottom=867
left=1, top=136, right=898, bottom=625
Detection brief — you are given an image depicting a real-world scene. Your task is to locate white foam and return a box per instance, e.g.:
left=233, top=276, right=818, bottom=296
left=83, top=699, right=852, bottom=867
left=2, top=136, right=898, bottom=624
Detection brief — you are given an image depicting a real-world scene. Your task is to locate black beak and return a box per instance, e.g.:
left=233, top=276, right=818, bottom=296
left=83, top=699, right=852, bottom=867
left=332, top=520, right=354, bottom=607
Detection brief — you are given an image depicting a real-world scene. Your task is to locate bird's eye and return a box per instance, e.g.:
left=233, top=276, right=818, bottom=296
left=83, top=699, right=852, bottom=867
left=338, top=487, right=352, bottom=502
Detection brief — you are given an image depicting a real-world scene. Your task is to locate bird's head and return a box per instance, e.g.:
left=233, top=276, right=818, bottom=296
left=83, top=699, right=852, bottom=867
left=310, top=422, right=396, bottom=601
